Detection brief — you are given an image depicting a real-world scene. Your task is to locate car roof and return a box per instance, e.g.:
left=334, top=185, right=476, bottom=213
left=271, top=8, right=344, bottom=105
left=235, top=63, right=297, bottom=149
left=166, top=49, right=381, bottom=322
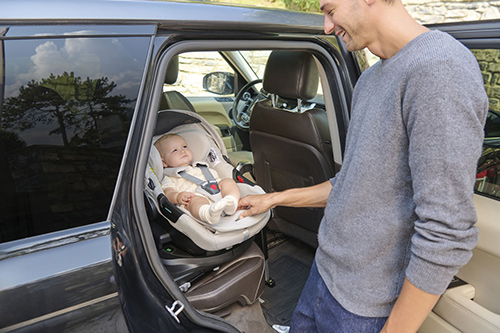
left=2, top=0, right=324, bottom=34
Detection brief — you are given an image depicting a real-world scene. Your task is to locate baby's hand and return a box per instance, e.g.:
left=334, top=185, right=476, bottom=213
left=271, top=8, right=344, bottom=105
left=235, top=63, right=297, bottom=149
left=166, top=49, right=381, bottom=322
left=177, top=192, right=194, bottom=205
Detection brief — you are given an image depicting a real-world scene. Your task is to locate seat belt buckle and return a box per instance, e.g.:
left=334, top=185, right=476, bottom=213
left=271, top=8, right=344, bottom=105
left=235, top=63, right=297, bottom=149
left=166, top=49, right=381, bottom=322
left=200, top=180, right=220, bottom=195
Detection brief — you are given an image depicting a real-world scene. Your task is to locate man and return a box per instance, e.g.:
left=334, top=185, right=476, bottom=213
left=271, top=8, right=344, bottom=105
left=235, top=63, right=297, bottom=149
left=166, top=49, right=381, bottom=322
left=238, top=0, right=488, bottom=331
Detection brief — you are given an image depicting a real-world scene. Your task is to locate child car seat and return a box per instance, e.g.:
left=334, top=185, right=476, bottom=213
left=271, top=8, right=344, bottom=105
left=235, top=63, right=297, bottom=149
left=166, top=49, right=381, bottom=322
left=144, top=109, right=270, bottom=312
left=146, top=110, right=269, bottom=251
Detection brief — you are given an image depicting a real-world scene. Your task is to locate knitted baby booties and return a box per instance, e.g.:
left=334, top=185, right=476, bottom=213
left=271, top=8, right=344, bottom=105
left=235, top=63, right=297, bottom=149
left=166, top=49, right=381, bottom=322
left=199, top=200, right=227, bottom=224
left=222, top=195, right=239, bottom=215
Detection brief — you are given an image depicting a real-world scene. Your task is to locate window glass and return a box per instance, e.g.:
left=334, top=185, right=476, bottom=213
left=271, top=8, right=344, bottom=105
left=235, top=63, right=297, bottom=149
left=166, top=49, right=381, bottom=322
left=240, top=50, right=270, bottom=78
left=164, top=51, right=235, bottom=97
left=240, top=50, right=323, bottom=98
left=471, top=49, right=500, bottom=199
left=0, top=36, right=150, bottom=243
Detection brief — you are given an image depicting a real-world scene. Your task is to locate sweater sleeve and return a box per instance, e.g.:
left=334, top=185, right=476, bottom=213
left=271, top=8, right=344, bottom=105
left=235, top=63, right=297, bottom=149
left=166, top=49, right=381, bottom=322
left=403, top=56, right=488, bottom=295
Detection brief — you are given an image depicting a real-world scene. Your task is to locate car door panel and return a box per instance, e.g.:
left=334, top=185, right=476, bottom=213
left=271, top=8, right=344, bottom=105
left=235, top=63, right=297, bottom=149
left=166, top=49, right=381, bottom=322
left=0, top=223, right=125, bottom=332
left=0, top=23, right=151, bottom=332
left=456, top=195, right=500, bottom=314
left=421, top=195, right=500, bottom=333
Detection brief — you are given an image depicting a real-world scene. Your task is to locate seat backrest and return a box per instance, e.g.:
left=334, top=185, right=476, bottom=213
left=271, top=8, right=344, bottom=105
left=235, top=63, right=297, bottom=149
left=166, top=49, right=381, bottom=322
left=159, top=56, right=197, bottom=112
left=249, top=50, right=335, bottom=247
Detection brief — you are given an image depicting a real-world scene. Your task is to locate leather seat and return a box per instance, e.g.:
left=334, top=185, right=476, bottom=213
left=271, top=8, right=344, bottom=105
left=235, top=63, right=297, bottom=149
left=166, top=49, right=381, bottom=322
left=159, top=56, right=197, bottom=112
left=249, top=50, right=336, bottom=247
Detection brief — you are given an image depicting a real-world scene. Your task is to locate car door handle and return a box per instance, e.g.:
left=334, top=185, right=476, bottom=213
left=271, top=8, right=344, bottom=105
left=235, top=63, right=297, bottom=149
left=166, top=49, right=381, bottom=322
left=432, top=284, right=500, bottom=333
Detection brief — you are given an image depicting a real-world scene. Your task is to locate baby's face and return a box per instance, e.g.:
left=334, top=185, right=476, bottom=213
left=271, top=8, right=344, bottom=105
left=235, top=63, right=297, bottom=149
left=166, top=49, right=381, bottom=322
left=158, top=136, right=193, bottom=167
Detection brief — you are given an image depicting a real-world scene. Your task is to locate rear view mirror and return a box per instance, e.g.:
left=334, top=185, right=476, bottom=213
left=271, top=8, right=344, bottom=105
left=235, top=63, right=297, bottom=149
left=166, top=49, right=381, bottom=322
left=203, top=72, right=234, bottom=95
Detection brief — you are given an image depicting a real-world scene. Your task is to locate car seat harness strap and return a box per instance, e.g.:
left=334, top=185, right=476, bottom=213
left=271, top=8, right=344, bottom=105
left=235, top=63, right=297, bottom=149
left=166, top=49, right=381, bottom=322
left=178, top=164, right=222, bottom=202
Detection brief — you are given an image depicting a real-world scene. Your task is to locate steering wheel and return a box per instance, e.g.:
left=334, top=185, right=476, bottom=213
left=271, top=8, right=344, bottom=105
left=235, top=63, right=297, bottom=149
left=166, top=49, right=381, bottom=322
left=231, top=79, right=267, bottom=130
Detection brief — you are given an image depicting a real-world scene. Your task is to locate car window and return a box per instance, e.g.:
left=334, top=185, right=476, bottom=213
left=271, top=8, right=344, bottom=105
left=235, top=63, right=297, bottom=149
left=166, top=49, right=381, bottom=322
left=0, top=35, right=150, bottom=243
left=164, top=51, right=235, bottom=97
left=471, top=49, right=500, bottom=199
left=240, top=50, right=270, bottom=78
left=240, top=50, right=324, bottom=98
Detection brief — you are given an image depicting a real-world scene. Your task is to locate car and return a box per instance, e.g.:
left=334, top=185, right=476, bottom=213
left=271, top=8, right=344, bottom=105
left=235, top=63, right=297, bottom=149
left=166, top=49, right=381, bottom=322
left=1, top=1, right=499, bottom=332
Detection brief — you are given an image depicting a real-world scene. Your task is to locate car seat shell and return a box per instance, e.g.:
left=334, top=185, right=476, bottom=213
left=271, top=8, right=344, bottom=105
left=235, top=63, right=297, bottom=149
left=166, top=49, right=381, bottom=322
left=146, top=109, right=270, bottom=252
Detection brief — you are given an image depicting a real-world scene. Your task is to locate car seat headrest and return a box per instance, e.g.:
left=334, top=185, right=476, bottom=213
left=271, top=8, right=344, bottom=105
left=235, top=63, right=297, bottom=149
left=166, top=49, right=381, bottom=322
left=153, top=130, right=213, bottom=166
left=149, top=144, right=164, bottom=180
left=263, top=50, right=319, bottom=101
left=155, top=110, right=201, bottom=136
left=165, top=56, right=179, bottom=85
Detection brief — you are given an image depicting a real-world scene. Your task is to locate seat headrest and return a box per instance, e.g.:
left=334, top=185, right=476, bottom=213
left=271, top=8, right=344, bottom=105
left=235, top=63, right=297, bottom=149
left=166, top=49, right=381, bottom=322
left=165, top=56, right=179, bottom=85
left=149, top=144, right=164, bottom=179
left=263, top=51, right=319, bottom=100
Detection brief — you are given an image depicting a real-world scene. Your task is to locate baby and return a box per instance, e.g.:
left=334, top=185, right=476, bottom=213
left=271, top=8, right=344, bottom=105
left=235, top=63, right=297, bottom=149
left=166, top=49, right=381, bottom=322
left=154, top=133, right=240, bottom=224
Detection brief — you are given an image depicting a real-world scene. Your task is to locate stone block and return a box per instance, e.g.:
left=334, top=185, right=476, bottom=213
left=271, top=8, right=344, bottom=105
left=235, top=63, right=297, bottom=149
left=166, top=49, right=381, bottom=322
left=489, top=86, right=500, bottom=99
left=489, top=98, right=500, bottom=112
left=483, top=72, right=492, bottom=85
left=493, top=73, right=500, bottom=85
left=488, top=63, right=500, bottom=72
left=482, top=6, right=500, bottom=19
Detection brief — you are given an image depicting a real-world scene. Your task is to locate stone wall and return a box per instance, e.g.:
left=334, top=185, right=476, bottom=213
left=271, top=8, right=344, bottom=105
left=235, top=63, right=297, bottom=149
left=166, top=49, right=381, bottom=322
left=473, top=49, right=500, bottom=112
left=404, top=0, right=500, bottom=24
left=169, top=3, right=500, bottom=96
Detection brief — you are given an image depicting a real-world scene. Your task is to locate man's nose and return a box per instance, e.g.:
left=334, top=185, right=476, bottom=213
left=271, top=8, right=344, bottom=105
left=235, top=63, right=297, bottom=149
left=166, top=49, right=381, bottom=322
left=324, top=15, right=335, bottom=35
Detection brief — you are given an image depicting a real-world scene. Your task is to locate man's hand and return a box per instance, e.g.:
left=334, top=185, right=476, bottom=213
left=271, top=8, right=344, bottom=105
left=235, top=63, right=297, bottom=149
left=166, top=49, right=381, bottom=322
left=238, top=180, right=333, bottom=219
left=238, top=193, right=276, bottom=219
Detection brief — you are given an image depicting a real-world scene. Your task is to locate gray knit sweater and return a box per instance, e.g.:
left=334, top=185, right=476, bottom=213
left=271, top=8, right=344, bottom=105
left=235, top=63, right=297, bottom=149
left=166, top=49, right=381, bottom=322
left=315, top=30, right=488, bottom=317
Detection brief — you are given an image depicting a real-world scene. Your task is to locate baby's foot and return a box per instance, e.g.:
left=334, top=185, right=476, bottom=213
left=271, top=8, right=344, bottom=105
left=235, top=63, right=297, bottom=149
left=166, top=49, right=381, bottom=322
left=223, top=195, right=239, bottom=215
left=199, top=200, right=227, bottom=224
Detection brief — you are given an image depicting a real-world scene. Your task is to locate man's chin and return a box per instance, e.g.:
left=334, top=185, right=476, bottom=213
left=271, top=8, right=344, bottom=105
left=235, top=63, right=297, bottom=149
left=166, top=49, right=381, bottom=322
left=345, top=42, right=363, bottom=52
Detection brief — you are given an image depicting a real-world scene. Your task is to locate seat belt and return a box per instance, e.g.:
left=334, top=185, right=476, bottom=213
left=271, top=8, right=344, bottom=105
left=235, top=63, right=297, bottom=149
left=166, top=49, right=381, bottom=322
left=178, top=164, right=222, bottom=202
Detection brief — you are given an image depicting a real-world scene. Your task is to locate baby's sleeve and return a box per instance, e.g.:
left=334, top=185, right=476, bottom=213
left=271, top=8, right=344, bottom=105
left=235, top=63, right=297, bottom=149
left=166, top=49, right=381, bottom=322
left=161, top=175, right=175, bottom=190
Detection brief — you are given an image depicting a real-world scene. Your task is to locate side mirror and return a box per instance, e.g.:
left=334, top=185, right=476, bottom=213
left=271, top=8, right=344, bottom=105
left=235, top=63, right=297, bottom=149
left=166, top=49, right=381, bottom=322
left=203, top=72, right=234, bottom=95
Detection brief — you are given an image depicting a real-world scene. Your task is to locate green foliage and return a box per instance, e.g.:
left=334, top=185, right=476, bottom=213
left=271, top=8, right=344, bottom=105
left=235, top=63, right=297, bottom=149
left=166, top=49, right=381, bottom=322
left=207, top=0, right=320, bottom=13
left=283, top=0, right=320, bottom=12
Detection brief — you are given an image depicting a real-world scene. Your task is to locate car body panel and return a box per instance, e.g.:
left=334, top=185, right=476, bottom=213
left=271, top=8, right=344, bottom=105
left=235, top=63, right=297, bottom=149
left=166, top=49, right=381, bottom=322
left=1, top=1, right=499, bottom=332
left=0, top=222, right=126, bottom=332
left=2, top=0, right=324, bottom=34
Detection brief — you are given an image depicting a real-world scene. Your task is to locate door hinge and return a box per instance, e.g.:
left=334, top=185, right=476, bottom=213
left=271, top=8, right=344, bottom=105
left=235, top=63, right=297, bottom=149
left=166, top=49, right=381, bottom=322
left=166, top=300, right=185, bottom=323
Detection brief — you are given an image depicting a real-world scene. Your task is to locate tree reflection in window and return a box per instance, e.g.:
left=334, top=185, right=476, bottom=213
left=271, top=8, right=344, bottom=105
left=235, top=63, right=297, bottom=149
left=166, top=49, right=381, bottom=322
left=3, top=72, right=130, bottom=148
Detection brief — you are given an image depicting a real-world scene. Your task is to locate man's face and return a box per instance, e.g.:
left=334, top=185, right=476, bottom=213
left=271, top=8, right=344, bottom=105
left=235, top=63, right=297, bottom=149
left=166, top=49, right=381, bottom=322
left=158, top=135, right=193, bottom=168
left=320, top=0, right=367, bottom=52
